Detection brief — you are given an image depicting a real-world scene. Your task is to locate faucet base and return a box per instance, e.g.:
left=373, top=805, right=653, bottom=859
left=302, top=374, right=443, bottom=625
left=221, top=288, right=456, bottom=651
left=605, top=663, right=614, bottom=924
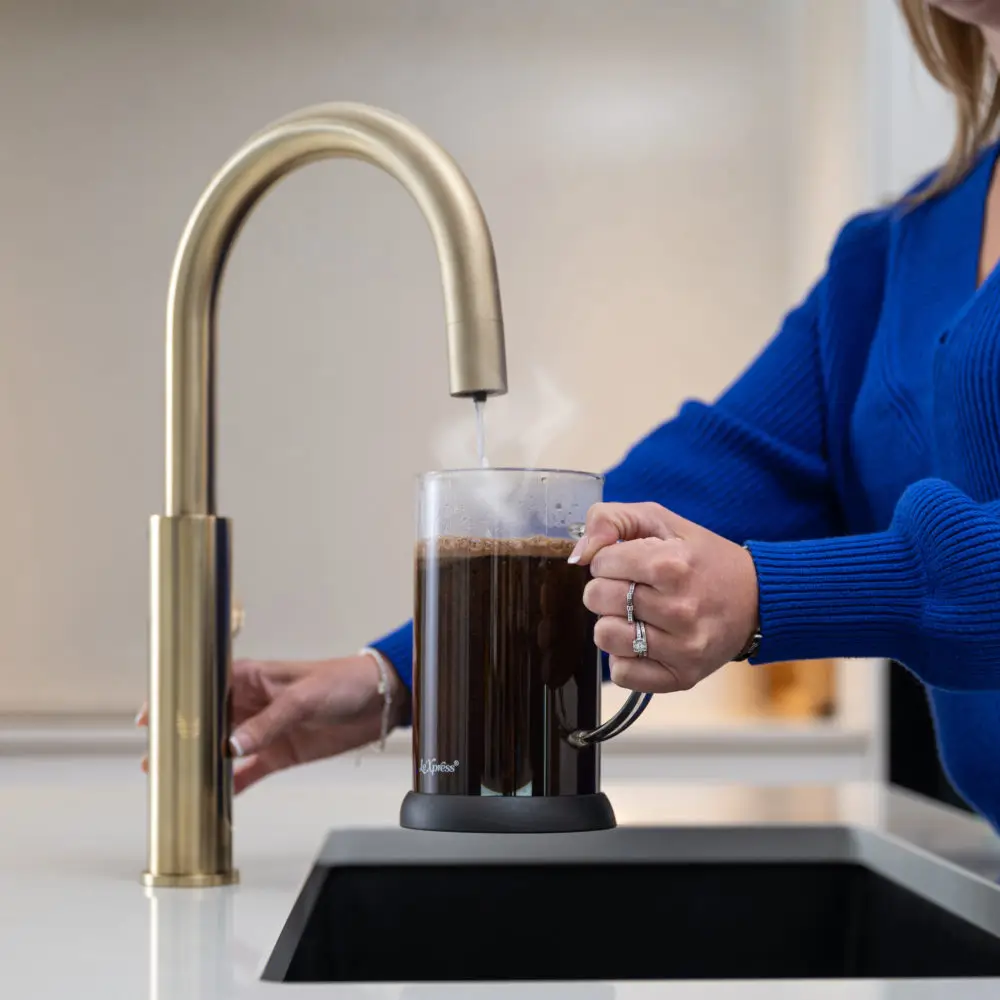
left=147, top=514, right=236, bottom=888
left=142, top=870, right=240, bottom=889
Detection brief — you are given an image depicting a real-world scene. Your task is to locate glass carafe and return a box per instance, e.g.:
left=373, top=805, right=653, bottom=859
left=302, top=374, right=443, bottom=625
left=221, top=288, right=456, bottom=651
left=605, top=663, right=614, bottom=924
left=402, top=468, right=651, bottom=832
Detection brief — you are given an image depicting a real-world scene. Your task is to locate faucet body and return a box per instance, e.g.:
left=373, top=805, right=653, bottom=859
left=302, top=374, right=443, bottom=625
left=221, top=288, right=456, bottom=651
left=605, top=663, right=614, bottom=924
left=144, top=103, right=507, bottom=887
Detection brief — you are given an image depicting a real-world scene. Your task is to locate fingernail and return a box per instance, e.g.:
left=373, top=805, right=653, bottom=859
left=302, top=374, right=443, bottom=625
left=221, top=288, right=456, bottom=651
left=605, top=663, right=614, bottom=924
left=134, top=711, right=143, bottom=726
left=568, top=535, right=586, bottom=564
left=229, top=735, right=245, bottom=758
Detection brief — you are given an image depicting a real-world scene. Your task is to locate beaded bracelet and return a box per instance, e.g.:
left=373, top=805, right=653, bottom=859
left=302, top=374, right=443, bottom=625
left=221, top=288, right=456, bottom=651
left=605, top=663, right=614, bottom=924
left=358, top=647, right=393, bottom=752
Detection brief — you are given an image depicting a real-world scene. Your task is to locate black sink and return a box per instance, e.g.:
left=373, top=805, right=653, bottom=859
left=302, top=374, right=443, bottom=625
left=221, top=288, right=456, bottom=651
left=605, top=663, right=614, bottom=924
left=263, top=856, right=1000, bottom=983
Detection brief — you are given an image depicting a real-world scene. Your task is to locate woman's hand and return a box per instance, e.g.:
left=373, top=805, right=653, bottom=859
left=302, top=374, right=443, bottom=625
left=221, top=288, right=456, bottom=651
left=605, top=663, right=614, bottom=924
left=571, top=502, right=759, bottom=694
left=136, top=654, right=409, bottom=793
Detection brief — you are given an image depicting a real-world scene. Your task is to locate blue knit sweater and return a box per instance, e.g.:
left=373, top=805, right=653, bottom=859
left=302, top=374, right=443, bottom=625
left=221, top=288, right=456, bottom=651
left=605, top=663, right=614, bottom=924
left=374, top=144, right=1000, bottom=830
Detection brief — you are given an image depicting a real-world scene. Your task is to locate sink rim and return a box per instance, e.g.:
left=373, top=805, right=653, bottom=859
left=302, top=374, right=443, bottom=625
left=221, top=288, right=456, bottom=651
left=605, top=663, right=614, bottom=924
left=263, top=823, right=1000, bottom=984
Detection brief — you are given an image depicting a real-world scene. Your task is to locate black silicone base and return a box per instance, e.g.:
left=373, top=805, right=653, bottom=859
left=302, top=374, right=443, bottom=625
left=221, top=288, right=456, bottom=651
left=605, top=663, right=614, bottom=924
left=399, top=791, right=617, bottom=833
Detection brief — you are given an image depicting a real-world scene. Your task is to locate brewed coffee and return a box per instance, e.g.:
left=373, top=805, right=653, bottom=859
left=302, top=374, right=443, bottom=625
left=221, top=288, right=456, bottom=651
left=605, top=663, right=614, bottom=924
left=414, top=535, right=599, bottom=796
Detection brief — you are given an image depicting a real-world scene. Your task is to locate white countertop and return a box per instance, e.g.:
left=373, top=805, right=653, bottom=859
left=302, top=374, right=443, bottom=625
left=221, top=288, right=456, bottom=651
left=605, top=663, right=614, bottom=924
left=0, top=711, right=871, bottom=757
left=3, top=753, right=999, bottom=999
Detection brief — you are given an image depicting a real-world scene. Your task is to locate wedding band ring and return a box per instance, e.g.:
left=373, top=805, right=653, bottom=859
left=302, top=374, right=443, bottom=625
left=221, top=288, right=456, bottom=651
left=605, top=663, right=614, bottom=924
left=627, top=582, right=647, bottom=656
left=633, top=620, right=648, bottom=658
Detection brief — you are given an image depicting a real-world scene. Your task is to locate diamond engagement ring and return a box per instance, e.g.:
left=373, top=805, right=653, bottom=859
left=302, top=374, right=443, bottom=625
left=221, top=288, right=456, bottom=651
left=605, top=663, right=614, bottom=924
left=633, top=620, right=648, bottom=657
left=626, top=581, right=637, bottom=624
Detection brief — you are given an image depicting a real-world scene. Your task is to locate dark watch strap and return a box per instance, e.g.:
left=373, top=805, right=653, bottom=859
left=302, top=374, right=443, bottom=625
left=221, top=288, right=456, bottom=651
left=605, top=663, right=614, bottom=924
left=733, top=627, right=762, bottom=662
left=734, top=543, right=761, bottom=662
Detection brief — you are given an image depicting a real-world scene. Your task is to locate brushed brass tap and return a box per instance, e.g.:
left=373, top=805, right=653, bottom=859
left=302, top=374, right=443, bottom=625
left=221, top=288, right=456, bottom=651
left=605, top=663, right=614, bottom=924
left=143, top=103, right=508, bottom=888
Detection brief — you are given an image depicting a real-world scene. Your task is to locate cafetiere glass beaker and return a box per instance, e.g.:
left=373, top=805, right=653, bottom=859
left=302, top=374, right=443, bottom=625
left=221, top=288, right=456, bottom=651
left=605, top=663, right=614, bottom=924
left=400, top=468, right=652, bottom=833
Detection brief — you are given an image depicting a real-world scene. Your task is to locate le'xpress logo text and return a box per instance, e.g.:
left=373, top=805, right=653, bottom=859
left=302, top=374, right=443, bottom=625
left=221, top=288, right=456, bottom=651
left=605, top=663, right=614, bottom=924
left=419, top=758, right=461, bottom=775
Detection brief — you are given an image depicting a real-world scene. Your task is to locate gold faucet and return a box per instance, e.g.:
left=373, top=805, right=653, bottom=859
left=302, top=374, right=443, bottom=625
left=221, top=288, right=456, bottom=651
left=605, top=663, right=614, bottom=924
left=143, top=103, right=508, bottom=887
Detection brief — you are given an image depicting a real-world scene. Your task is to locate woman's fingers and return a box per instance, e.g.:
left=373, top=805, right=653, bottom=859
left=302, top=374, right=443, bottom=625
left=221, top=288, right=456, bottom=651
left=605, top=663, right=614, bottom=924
left=608, top=655, right=686, bottom=694
left=233, top=753, right=276, bottom=795
left=135, top=704, right=148, bottom=727
left=588, top=578, right=694, bottom=639
left=590, top=536, right=690, bottom=589
left=569, top=502, right=682, bottom=566
left=142, top=750, right=272, bottom=796
left=584, top=577, right=666, bottom=627
left=230, top=677, right=314, bottom=758
left=595, top=614, right=670, bottom=661
left=583, top=577, right=627, bottom=616
left=594, top=616, right=695, bottom=693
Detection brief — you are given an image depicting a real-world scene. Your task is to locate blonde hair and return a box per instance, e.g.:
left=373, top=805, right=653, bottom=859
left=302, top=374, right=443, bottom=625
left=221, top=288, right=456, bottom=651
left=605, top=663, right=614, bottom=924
left=900, top=0, right=1000, bottom=200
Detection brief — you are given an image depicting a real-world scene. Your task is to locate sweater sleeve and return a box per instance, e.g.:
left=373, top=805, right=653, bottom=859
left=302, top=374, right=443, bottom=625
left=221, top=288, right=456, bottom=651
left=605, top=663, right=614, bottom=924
left=373, top=273, right=841, bottom=691
left=602, top=280, right=837, bottom=541
left=746, top=478, right=1000, bottom=690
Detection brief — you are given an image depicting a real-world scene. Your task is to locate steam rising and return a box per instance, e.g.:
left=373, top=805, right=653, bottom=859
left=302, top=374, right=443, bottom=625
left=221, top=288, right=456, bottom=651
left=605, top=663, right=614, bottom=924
left=426, top=370, right=584, bottom=538
left=432, top=368, right=579, bottom=470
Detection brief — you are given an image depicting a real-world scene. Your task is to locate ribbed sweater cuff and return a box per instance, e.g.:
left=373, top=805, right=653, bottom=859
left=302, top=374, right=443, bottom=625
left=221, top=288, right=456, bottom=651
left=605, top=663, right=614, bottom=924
left=745, top=531, right=925, bottom=664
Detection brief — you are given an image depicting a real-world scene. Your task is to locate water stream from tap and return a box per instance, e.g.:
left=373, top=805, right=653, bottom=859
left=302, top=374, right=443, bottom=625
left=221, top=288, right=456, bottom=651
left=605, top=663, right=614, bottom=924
left=474, top=397, right=489, bottom=468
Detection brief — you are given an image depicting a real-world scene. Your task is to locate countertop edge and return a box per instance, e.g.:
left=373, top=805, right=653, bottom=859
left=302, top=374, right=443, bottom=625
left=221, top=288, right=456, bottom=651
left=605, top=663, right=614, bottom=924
left=0, top=714, right=871, bottom=756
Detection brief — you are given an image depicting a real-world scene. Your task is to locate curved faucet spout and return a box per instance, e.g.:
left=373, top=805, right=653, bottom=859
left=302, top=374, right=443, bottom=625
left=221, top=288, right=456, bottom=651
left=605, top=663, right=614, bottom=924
left=145, top=103, right=507, bottom=888
left=166, top=101, right=507, bottom=516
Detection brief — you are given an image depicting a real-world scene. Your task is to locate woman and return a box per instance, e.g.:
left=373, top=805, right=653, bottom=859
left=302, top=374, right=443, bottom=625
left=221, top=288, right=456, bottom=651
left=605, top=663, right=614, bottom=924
left=140, top=0, right=1000, bottom=830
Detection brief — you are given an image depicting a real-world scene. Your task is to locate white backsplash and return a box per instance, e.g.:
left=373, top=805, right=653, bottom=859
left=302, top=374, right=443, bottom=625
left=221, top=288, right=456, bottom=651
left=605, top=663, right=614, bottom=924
left=0, top=0, right=916, bottom=724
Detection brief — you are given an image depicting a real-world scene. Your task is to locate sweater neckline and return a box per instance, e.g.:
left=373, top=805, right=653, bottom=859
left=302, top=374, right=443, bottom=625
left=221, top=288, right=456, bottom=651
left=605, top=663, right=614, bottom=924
left=926, top=139, right=1000, bottom=331
left=972, top=139, right=1000, bottom=293
left=956, top=141, right=1000, bottom=303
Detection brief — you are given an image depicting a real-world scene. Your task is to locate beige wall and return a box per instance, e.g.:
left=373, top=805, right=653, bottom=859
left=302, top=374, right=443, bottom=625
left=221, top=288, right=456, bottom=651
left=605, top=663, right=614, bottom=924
left=0, top=0, right=853, bottom=713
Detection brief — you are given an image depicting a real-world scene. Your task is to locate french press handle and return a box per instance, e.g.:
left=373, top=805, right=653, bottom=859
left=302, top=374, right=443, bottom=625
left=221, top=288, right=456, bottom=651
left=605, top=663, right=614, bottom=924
left=568, top=689, right=652, bottom=748
left=564, top=520, right=653, bottom=747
